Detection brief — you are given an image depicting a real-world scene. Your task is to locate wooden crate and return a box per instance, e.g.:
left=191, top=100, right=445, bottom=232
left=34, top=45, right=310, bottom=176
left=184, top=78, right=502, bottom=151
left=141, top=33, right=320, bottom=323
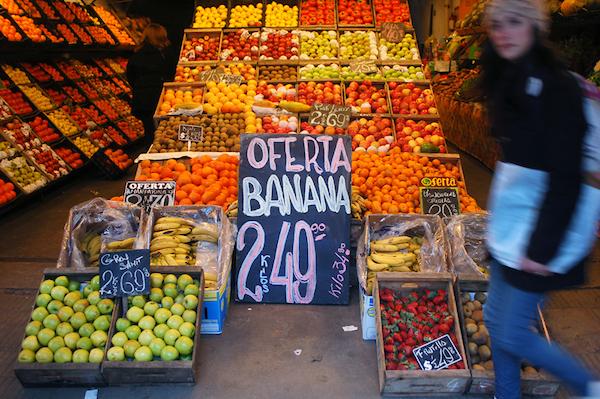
left=220, top=28, right=261, bottom=62
left=258, top=64, right=299, bottom=82
left=297, top=63, right=340, bottom=81
left=228, top=0, right=265, bottom=28
left=337, top=0, right=375, bottom=28
left=179, top=29, right=223, bottom=64
left=297, top=28, right=340, bottom=64
left=387, top=81, right=440, bottom=120
left=14, top=269, right=118, bottom=387
left=336, top=28, right=380, bottom=64
left=152, top=83, right=204, bottom=126
left=263, top=0, right=300, bottom=29
left=101, top=267, right=205, bottom=385
left=374, top=273, right=471, bottom=396
left=298, top=0, right=336, bottom=28
left=456, top=278, right=561, bottom=397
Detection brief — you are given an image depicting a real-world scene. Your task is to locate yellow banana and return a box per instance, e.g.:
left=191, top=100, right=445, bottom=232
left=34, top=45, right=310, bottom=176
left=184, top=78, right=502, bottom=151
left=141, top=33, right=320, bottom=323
left=279, top=100, right=311, bottom=113
left=174, top=235, right=191, bottom=243
left=176, top=227, right=192, bottom=235
left=163, top=254, right=178, bottom=266
left=191, top=223, right=218, bottom=237
left=367, top=256, right=389, bottom=272
left=106, top=237, right=136, bottom=250
left=174, top=247, right=189, bottom=254
left=389, top=266, right=411, bottom=272
left=189, top=234, right=218, bottom=243
left=175, top=102, right=201, bottom=110
left=371, top=252, right=413, bottom=266
left=204, top=270, right=218, bottom=282
left=373, top=236, right=412, bottom=245
left=150, top=240, right=180, bottom=251
left=156, top=217, right=195, bottom=226
left=177, top=243, right=191, bottom=251
left=151, top=236, right=178, bottom=246
left=205, top=281, right=218, bottom=289
left=371, top=243, right=404, bottom=252
left=87, top=235, right=101, bottom=256
left=154, top=222, right=182, bottom=231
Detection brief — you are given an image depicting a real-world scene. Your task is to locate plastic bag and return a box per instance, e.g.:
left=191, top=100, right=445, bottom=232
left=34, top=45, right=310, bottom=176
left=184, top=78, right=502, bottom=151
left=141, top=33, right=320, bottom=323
left=142, top=205, right=235, bottom=289
left=445, top=213, right=490, bottom=277
left=57, top=198, right=144, bottom=268
left=357, top=214, right=447, bottom=294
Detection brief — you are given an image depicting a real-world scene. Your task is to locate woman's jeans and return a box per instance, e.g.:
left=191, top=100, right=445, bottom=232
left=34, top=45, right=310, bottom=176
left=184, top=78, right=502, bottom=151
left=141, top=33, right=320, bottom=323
left=484, top=260, right=594, bottom=397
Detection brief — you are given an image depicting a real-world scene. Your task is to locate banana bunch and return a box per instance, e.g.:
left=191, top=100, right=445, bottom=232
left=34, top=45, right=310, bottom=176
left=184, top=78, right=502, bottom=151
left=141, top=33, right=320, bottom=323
left=351, top=189, right=368, bottom=219
left=150, top=216, right=219, bottom=267
left=105, top=237, right=135, bottom=251
left=204, top=269, right=218, bottom=290
left=80, top=233, right=101, bottom=267
left=365, top=235, right=423, bottom=294
left=278, top=100, right=311, bottom=113
left=225, top=201, right=238, bottom=217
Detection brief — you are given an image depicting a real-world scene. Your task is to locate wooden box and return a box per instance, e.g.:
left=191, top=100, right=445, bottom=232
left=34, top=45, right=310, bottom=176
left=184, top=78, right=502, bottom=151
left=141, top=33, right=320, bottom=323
left=387, top=81, right=440, bottom=120
left=374, top=273, right=471, bottom=396
left=14, top=269, right=118, bottom=387
left=179, top=29, right=223, bottom=64
left=101, top=267, right=205, bottom=385
left=456, top=278, right=561, bottom=397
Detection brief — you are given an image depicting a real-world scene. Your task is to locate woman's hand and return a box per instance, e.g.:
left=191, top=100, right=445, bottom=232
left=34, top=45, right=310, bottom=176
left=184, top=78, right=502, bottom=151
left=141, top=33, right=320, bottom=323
left=521, top=258, right=552, bottom=276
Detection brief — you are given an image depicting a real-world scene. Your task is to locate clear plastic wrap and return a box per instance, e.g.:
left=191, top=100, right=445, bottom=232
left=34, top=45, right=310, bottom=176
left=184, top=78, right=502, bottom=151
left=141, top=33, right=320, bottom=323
left=445, top=213, right=490, bottom=278
left=57, top=198, right=144, bottom=269
left=142, top=205, right=235, bottom=289
left=357, top=214, right=447, bottom=294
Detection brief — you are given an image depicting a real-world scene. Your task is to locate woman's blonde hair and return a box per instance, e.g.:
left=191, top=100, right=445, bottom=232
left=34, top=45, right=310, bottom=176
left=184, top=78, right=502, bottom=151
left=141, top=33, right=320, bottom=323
left=140, top=23, right=170, bottom=50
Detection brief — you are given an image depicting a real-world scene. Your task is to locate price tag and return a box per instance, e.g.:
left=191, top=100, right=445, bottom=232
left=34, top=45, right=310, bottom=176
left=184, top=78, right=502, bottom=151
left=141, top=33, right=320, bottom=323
left=198, top=67, right=224, bottom=83
left=124, top=181, right=176, bottom=214
left=380, top=22, right=405, bottom=43
left=178, top=124, right=204, bottom=142
left=434, top=60, right=451, bottom=72
left=220, top=74, right=244, bottom=85
left=420, top=187, right=460, bottom=218
left=412, top=334, right=463, bottom=370
left=308, top=103, right=352, bottom=129
left=99, top=249, right=150, bottom=298
left=348, top=60, right=379, bottom=74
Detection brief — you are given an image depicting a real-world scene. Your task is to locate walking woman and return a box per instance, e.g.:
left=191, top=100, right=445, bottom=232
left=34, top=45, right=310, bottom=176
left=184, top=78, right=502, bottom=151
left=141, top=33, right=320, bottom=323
left=482, top=0, right=600, bottom=397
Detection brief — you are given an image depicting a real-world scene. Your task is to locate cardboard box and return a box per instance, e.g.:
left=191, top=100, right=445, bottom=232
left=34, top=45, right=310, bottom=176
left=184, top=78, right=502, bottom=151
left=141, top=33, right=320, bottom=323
left=201, top=272, right=231, bottom=334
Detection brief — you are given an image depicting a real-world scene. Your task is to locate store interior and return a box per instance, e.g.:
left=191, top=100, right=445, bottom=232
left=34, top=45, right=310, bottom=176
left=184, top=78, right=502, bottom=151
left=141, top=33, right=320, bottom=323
left=0, top=0, right=598, bottom=398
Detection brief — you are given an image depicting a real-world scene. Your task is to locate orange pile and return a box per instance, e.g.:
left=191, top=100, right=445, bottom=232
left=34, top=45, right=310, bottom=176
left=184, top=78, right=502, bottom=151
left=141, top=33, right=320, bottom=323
left=0, top=0, right=23, bottom=14
left=137, top=154, right=239, bottom=208
left=0, top=179, right=16, bottom=205
left=0, top=15, right=22, bottom=41
left=352, top=148, right=479, bottom=215
left=12, top=15, right=45, bottom=43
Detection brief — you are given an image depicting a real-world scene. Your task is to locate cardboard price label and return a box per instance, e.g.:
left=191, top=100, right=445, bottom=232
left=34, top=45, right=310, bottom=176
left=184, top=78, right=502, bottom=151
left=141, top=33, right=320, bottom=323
left=220, top=74, right=244, bottom=85
left=124, top=181, right=176, bottom=214
left=308, top=103, right=352, bottom=129
left=381, top=22, right=405, bottom=43
left=349, top=60, right=379, bottom=74
left=198, top=67, right=224, bottom=82
left=178, top=124, right=204, bottom=142
left=99, top=249, right=150, bottom=298
left=413, top=334, right=462, bottom=370
left=420, top=187, right=460, bottom=218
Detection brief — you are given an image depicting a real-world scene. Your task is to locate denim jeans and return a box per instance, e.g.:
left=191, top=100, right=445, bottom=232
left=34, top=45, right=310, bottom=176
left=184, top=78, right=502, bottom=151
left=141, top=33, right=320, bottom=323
left=484, top=260, right=595, bottom=397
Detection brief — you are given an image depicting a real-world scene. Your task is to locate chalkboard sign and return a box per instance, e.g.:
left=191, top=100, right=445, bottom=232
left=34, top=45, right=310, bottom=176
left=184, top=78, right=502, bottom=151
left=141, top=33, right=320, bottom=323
left=308, top=103, right=352, bottom=129
left=124, top=181, right=176, bottom=214
left=99, top=249, right=151, bottom=298
left=220, top=74, right=244, bottom=85
left=412, top=334, right=462, bottom=370
left=420, top=187, right=460, bottom=218
left=349, top=60, right=379, bottom=74
left=178, top=124, right=204, bottom=142
left=381, top=22, right=405, bottom=43
left=236, top=134, right=352, bottom=304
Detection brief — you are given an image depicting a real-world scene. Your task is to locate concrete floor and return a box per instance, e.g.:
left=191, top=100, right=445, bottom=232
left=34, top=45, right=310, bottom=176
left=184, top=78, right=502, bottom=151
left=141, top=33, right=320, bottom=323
left=0, top=149, right=598, bottom=399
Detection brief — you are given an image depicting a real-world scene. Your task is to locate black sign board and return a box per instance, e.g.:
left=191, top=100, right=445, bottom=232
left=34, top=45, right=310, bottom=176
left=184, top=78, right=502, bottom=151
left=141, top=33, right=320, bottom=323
left=124, top=181, right=176, bottom=214
left=236, top=134, right=352, bottom=304
left=220, top=74, right=244, bottom=85
left=381, top=22, right=406, bottom=43
left=420, top=187, right=460, bottom=218
left=308, top=103, right=352, bottom=129
left=349, top=60, right=379, bottom=74
left=412, top=334, right=463, bottom=370
left=178, top=124, right=204, bottom=142
left=99, top=249, right=150, bottom=298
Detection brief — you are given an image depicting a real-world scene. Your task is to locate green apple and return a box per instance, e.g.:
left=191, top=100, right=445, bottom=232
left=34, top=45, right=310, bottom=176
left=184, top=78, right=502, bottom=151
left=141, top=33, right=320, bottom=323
left=116, top=317, right=131, bottom=332
left=87, top=291, right=101, bottom=305
left=154, top=308, right=172, bottom=324
left=149, top=337, right=166, bottom=357
left=37, top=328, right=55, bottom=346
left=56, top=322, right=74, bottom=337
left=84, top=305, right=100, bottom=322
left=54, top=275, right=70, bottom=288
left=78, top=323, right=95, bottom=338
left=18, top=349, right=36, bottom=363
left=89, top=348, right=104, bottom=363
left=182, top=310, right=197, bottom=324
left=164, top=329, right=181, bottom=346
left=163, top=283, right=178, bottom=299
left=126, top=306, right=144, bottom=323
left=184, top=284, right=199, bottom=296
left=150, top=273, right=164, bottom=288
left=139, top=316, right=156, bottom=331
left=64, top=332, right=80, bottom=350
left=183, top=295, right=199, bottom=310
left=161, top=296, right=174, bottom=309
left=90, top=330, right=107, bottom=348
left=175, top=294, right=185, bottom=305
left=31, top=306, right=49, bottom=322
left=93, top=315, right=110, bottom=331
left=167, top=315, right=184, bottom=330
left=160, top=345, right=179, bottom=361
left=164, top=274, right=177, bottom=285
left=51, top=286, right=69, bottom=301
left=123, top=340, right=140, bottom=358
left=149, top=288, right=164, bottom=303
left=54, top=347, right=72, bottom=363
left=25, top=321, right=42, bottom=336
left=58, top=306, right=74, bottom=322
left=73, top=299, right=90, bottom=313
left=134, top=346, right=153, bottom=362
left=64, top=290, right=82, bottom=307
left=175, top=336, right=194, bottom=356
left=68, top=280, right=81, bottom=292
left=73, top=349, right=89, bottom=363
left=97, top=299, right=114, bottom=315
left=36, top=293, right=52, bottom=307
left=177, top=274, right=193, bottom=291
left=77, top=336, right=93, bottom=351
left=47, top=300, right=64, bottom=315
left=90, top=275, right=100, bottom=291
left=111, top=332, right=128, bottom=347
left=69, top=312, right=87, bottom=329
left=35, top=347, right=54, bottom=363
left=43, top=314, right=60, bottom=330
left=125, top=325, right=142, bottom=340
left=48, top=336, right=65, bottom=352
left=131, top=295, right=146, bottom=308
left=107, top=346, right=125, bottom=361
left=138, top=330, right=155, bottom=346
left=170, top=303, right=185, bottom=317
left=21, top=335, right=40, bottom=351
left=39, top=279, right=55, bottom=295
left=83, top=284, right=94, bottom=298
left=153, top=323, right=169, bottom=339
left=143, top=301, right=160, bottom=316
left=179, top=322, right=195, bottom=338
